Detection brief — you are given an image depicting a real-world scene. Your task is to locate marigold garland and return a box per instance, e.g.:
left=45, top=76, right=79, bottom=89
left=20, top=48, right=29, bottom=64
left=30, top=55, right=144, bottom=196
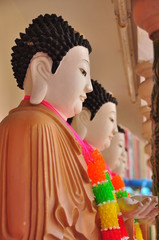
left=108, top=175, right=128, bottom=238
left=92, top=181, right=115, bottom=204
left=87, top=150, right=107, bottom=184
left=118, top=215, right=128, bottom=238
left=134, top=220, right=144, bottom=240
left=116, top=190, right=128, bottom=199
left=113, top=192, right=121, bottom=215
left=105, top=171, right=115, bottom=191
left=111, top=175, right=125, bottom=190
left=98, top=202, right=119, bottom=229
left=112, top=174, right=144, bottom=240
left=86, top=149, right=128, bottom=240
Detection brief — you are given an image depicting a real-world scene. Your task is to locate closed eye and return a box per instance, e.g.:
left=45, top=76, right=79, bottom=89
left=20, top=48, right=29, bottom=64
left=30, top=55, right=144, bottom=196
left=109, top=117, right=114, bottom=123
left=79, top=68, right=87, bottom=76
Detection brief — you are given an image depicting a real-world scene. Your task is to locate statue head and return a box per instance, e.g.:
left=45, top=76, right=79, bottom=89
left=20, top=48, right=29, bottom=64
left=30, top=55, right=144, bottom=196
left=102, top=125, right=126, bottom=171
left=11, top=14, right=92, bottom=119
left=70, top=79, right=118, bottom=151
left=113, top=147, right=128, bottom=178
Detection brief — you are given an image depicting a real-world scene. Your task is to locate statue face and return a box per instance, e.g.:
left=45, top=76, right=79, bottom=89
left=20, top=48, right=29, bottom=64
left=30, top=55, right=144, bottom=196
left=114, top=148, right=128, bottom=178
left=85, top=102, right=117, bottom=151
left=45, top=46, right=92, bottom=119
left=102, top=132, right=125, bottom=171
left=119, top=149, right=128, bottom=178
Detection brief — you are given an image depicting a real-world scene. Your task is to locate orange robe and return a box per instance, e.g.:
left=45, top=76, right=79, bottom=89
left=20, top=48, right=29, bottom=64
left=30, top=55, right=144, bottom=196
left=0, top=100, right=100, bottom=240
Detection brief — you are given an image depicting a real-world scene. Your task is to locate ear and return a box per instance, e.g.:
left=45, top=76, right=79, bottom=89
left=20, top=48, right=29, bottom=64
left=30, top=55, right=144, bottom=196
left=79, top=108, right=91, bottom=128
left=71, top=108, right=91, bottom=140
left=30, top=55, right=53, bottom=104
left=78, top=108, right=91, bottom=139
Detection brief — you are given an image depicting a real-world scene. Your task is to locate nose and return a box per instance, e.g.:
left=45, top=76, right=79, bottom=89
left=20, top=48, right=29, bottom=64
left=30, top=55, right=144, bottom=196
left=113, top=123, right=118, bottom=135
left=85, top=78, right=93, bottom=93
left=121, top=149, right=125, bottom=157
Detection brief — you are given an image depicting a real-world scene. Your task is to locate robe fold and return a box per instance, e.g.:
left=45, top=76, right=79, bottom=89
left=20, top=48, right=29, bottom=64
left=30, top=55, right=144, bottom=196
left=0, top=100, right=101, bottom=240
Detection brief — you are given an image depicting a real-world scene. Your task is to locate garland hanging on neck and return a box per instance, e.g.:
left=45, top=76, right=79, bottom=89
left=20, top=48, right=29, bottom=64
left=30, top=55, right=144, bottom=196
left=84, top=145, right=128, bottom=240
left=112, top=174, right=143, bottom=240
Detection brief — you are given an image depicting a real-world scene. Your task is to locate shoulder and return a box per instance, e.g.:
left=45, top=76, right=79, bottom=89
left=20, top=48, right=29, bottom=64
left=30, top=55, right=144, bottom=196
left=0, top=105, right=80, bottom=148
left=0, top=106, right=74, bottom=141
left=0, top=106, right=58, bottom=134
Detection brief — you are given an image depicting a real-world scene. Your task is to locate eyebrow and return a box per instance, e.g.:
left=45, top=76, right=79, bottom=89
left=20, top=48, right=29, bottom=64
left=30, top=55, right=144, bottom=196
left=83, top=59, right=90, bottom=65
left=109, top=111, right=116, bottom=114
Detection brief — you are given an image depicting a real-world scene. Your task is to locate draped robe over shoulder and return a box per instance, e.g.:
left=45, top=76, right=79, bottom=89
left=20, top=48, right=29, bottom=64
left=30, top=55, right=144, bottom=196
left=0, top=100, right=101, bottom=240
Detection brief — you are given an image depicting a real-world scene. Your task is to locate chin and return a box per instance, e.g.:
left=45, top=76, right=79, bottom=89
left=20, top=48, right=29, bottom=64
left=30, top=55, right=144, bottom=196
left=102, top=141, right=111, bottom=151
left=99, top=144, right=107, bottom=152
left=67, top=105, right=82, bottom=118
left=98, top=146, right=104, bottom=152
left=120, top=173, right=125, bottom=178
left=74, top=105, right=82, bottom=115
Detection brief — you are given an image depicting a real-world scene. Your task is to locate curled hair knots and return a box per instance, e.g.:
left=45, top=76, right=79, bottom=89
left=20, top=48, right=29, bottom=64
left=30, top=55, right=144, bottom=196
left=11, top=13, right=92, bottom=89
left=11, top=44, right=33, bottom=89
left=83, top=79, right=118, bottom=121
left=117, top=125, right=125, bottom=134
left=105, top=92, right=118, bottom=105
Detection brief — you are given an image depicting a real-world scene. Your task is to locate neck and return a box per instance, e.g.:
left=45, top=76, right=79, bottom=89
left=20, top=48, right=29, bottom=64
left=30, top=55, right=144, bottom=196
left=24, top=95, right=67, bottom=121
left=42, top=98, right=68, bottom=121
left=84, top=135, right=96, bottom=150
left=51, top=107, right=67, bottom=121
left=71, top=115, right=87, bottom=139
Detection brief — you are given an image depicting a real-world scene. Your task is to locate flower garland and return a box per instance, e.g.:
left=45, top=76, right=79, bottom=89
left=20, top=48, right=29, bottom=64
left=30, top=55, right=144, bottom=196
left=86, top=149, right=129, bottom=240
left=134, top=219, right=144, bottom=240
left=111, top=174, right=143, bottom=240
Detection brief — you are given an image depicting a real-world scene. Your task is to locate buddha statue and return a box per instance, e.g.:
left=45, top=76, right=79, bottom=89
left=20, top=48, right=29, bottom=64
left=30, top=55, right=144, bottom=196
left=102, top=125, right=126, bottom=172
left=113, top=147, right=157, bottom=240
left=103, top=126, right=158, bottom=215
left=113, top=148, right=128, bottom=179
left=70, top=81, right=158, bottom=239
left=70, top=80, right=118, bottom=151
left=113, top=147, right=128, bottom=178
left=107, top=126, right=158, bottom=239
left=112, top=128, right=158, bottom=227
left=0, top=14, right=101, bottom=239
left=69, top=80, right=130, bottom=239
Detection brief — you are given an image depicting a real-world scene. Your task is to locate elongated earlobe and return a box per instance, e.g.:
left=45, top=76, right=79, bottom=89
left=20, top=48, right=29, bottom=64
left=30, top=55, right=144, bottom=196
left=30, top=55, right=53, bottom=104
left=78, top=109, right=91, bottom=139
left=80, top=108, right=91, bottom=127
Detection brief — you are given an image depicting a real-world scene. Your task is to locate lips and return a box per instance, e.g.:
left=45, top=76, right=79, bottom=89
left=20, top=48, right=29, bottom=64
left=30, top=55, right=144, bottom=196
left=80, top=95, right=87, bottom=102
left=109, top=136, right=113, bottom=141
